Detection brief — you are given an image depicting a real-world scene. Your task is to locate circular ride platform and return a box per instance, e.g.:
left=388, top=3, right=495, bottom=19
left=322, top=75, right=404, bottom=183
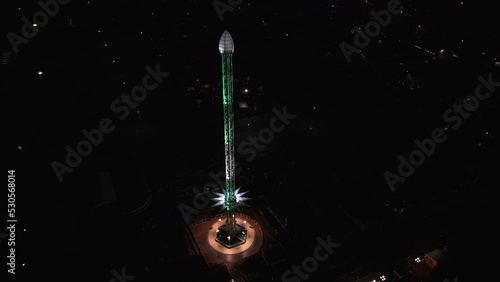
left=190, top=213, right=263, bottom=266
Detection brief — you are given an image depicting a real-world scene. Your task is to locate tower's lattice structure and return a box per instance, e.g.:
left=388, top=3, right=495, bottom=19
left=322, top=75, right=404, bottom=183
left=212, top=30, right=249, bottom=248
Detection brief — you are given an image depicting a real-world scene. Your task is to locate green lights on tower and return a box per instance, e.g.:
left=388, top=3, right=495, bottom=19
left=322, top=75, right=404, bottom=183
left=219, top=30, right=236, bottom=234
left=212, top=30, right=249, bottom=248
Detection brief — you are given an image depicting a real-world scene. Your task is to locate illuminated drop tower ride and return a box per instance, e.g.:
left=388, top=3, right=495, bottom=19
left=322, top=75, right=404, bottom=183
left=214, top=30, right=248, bottom=248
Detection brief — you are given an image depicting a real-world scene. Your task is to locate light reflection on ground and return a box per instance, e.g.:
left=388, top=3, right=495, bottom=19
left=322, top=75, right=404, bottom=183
left=190, top=213, right=263, bottom=266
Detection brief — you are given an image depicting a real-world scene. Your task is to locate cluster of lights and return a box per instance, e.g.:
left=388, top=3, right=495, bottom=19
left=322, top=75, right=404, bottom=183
left=371, top=275, right=386, bottom=282
left=211, top=187, right=250, bottom=210
left=94, top=26, right=156, bottom=93
left=414, top=45, right=436, bottom=56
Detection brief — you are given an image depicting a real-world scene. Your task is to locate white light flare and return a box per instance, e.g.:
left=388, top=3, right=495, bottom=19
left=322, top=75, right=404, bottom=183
left=211, top=187, right=250, bottom=209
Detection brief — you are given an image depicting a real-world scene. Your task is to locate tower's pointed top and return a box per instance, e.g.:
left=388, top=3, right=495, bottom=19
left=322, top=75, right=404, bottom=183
left=219, top=30, right=234, bottom=54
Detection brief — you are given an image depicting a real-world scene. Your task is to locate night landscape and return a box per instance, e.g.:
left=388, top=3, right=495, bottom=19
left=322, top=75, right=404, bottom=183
left=4, top=1, right=499, bottom=281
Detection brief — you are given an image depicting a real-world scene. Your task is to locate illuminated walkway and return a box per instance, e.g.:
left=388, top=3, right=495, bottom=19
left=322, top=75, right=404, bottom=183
left=190, top=213, right=263, bottom=266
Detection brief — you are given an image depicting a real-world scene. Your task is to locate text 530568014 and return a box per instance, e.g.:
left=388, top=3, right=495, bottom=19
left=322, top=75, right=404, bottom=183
left=7, top=170, right=17, bottom=275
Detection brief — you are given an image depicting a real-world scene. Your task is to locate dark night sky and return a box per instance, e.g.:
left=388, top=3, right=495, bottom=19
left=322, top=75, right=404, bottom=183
left=4, top=1, right=499, bottom=282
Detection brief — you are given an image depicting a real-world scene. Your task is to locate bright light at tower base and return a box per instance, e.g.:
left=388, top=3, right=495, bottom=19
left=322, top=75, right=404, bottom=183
left=211, top=187, right=250, bottom=210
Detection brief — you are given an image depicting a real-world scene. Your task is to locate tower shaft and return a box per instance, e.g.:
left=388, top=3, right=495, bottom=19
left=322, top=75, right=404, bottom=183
left=215, top=30, right=247, bottom=249
left=221, top=52, right=236, bottom=231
